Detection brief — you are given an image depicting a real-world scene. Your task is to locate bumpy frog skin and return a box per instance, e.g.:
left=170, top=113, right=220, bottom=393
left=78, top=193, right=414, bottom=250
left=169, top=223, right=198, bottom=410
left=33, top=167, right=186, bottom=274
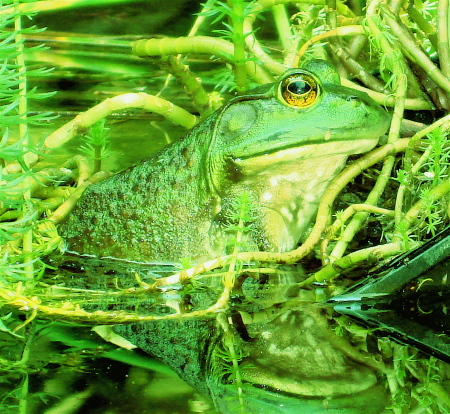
left=61, top=59, right=390, bottom=263
left=60, top=61, right=391, bottom=413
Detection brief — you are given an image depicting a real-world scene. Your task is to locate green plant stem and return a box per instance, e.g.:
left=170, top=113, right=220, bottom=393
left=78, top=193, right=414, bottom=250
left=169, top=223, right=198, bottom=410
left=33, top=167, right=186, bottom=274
left=437, top=0, right=450, bottom=79
left=377, top=5, right=425, bottom=100
left=330, top=42, right=389, bottom=93
left=407, top=4, right=438, bottom=52
left=14, top=0, right=34, bottom=280
left=158, top=56, right=213, bottom=117
left=382, top=4, right=450, bottom=95
left=326, top=204, right=394, bottom=240
left=389, top=0, right=402, bottom=14
left=408, top=113, right=450, bottom=148
left=18, top=324, right=35, bottom=414
left=18, top=373, right=28, bottom=414
left=341, top=77, right=430, bottom=109
left=243, top=0, right=353, bottom=73
left=188, top=0, right=216, bottom=36
left=325, top=0, right=406, bottom=262
left=347, top=33, right=368, bottom=57
left=228, top=0, right=248, bottom=93
left=325, top=0, right=338, bottom=29
left=271, top=4, right=292, bottom=50
left=44, top=93, right=199, bottom=150
left=328, top=156, right=396, bottom=262
left=132, top=37, right=273, bottom=84
left=329, top=66, right=406, bottom=260
left=398, top=177, right=450, bottom=232
left=395, top=113, right=450, bottom=240
left=243, top=0, right=295, bottom=74
left=394, top=177, right=408, bottom=234
left=385, top=365, right=403, bottom=414
left=315, top=241, right=410, bottom=282
left=216, top=313, right=245, bottom=414
left=94, top=143, right=102, bottom=174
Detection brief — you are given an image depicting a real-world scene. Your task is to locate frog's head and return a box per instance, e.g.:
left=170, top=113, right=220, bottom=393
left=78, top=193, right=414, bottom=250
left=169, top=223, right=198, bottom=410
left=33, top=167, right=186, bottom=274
left=209, top=60, right=390, bottom=167
left=207, top=298, right=389, bottom=414
left=206, top=60, right=391, bottom=252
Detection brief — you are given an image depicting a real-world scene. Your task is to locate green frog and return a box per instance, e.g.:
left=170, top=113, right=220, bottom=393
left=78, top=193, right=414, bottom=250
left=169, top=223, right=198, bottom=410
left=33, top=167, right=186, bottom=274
left=60, top=60, right=390, bottom=263
left=58, top=60, right=392, bottom=414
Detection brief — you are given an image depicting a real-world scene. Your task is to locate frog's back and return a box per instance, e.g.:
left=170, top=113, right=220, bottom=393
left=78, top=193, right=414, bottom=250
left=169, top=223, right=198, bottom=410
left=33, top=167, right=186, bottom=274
left=60, top=124, right=220, bottom=263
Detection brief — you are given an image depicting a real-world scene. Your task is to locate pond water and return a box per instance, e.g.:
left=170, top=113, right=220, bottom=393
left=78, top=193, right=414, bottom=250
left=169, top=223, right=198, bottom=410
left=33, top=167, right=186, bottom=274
left=35, top=114, right=187, bottom=172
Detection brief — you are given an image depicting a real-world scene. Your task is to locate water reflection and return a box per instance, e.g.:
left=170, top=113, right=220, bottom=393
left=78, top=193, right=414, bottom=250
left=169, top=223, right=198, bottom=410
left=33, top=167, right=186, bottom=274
left=53, top=254, right=389, bottom=414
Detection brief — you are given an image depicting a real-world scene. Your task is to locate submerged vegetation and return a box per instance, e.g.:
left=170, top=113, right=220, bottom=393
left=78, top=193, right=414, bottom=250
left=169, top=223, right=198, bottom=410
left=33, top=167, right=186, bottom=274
left=0, top=0, right=449, bottom=413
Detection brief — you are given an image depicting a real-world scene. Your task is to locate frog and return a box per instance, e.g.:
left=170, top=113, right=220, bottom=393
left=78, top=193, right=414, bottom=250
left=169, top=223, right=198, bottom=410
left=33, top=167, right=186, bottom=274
left=60, top=59, right=390, bottom=264
left=58, top=60, right=392, bottom=413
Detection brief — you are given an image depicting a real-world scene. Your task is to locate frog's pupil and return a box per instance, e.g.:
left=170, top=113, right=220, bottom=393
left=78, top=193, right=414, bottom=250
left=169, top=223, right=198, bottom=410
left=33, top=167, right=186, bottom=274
left=288, top=80, right=311, bottom=95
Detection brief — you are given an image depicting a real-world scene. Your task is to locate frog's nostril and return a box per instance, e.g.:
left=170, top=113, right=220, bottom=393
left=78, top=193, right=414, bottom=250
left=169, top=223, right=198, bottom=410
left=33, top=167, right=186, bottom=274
left=346, top=95, right=359, bottom=102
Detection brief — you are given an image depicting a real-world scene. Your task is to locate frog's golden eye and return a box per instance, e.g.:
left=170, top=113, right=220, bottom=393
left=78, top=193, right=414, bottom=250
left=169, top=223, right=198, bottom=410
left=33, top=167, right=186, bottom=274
left=278, top=72, right=320, bottom=109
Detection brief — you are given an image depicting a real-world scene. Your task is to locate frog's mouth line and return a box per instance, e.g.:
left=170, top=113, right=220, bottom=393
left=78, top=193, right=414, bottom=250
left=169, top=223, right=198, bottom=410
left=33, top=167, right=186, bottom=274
left=247, top=381, right=327, bottom=399
left=245, top=381, right=371, bottom=401
left=233, top=137, right=380, bottom=165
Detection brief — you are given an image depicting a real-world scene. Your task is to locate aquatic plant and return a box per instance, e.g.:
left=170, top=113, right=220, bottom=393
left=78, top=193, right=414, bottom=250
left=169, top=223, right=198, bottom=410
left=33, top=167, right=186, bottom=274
left=0, top=3, right=56, bottom=412
left=79, top=119, right=112, bottom=173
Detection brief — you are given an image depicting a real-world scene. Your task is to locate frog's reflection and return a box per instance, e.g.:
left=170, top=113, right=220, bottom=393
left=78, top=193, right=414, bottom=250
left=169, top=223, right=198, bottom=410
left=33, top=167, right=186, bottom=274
left=55, top=254, right=391, bottom=413
left=80, top=265, right=388, bottom=414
